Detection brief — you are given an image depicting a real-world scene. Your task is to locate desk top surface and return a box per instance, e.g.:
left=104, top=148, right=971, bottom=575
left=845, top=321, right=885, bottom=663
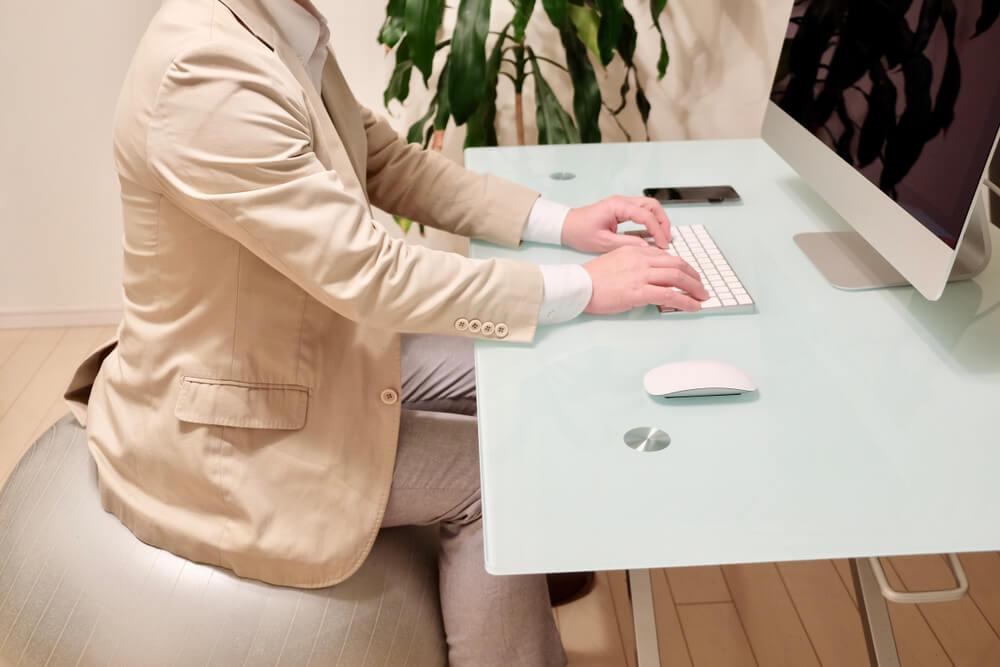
left=467, top=139, right=1000, bottom=575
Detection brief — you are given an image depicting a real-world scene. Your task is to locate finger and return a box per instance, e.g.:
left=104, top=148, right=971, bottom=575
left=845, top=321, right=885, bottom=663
left=647, top=268, right=710, bottom=300
left=607, top=233, right=652, bottom=249
left=643, top=286, right=703, bottom=312
left=643, top=251, right=701, bottom=280
left=634, top=197, right=672, bottom=242
left=617, top=200, right=669, bottom=249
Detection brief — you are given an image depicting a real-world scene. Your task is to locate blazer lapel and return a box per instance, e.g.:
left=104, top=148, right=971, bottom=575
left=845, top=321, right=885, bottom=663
left=274, top=40, right=370, bottom=205
left=319, top=50, right=369, bottom=189
left=216, top=0, right=369, bottom=206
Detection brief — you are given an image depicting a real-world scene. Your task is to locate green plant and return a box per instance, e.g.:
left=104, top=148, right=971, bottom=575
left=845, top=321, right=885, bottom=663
left=378, top=1, right=674, bottom=232
left=773, top=0, right=999, bottom=198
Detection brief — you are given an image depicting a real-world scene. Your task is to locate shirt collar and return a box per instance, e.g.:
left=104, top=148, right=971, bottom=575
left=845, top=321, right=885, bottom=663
left=269, top=0, right=328, bottom=67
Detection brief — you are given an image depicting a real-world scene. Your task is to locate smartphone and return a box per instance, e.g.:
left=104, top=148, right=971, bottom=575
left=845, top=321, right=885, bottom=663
left=643, top=185, right=742, bottom=205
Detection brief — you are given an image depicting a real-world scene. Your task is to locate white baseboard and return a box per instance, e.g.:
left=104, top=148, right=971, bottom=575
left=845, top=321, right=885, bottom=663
left=0, top=308, right=122, bottom=330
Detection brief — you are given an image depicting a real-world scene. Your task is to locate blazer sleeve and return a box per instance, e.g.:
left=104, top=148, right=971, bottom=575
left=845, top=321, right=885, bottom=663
left=360, top=105, right=540, bottom=248
left=146, top=42, right=543, bottom=342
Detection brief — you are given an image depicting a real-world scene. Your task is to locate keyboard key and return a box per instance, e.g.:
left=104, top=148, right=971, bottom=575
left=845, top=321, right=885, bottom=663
left=736, top=295, right=754, bottom=305
left=700, top=297, right=722, bottom=309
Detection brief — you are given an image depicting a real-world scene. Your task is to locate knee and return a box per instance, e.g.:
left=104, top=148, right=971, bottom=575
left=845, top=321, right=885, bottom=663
left=444, top=488, right=482, bottom=529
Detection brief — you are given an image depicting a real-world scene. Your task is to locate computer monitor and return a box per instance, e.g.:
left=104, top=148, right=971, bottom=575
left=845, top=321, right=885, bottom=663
left=763, top=0, right=1000, bottom=300
left=990, top=151, right=1000, bottom=227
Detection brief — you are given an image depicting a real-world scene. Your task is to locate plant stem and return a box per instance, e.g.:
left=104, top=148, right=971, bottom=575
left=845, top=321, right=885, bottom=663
left=512, top=42, right=528, bottom=146
left=432, top=129, right=446, bottom=152
left=515, top=93, right=526, bottom=146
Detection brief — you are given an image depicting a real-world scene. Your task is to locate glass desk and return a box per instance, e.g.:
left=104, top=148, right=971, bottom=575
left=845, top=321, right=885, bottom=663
left=467, top=139, right=1000, bottom=667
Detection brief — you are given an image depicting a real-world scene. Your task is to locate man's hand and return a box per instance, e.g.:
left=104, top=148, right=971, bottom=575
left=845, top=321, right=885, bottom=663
left=582, top=246, right=709, bottom=315
left=562, top=196, right=672, bottom=253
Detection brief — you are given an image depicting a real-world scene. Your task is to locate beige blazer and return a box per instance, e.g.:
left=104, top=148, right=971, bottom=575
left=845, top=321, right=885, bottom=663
left=63, top=0, right=544, bottom=588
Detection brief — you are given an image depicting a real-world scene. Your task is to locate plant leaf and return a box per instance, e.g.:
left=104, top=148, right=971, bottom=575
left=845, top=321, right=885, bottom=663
left=913, top=0, right=942, bottom=53
left=434, top=60, right=452, bottom=129
left=636, top=79, right=651, bottom=130
left=881, top=54, right=933, bottom=194
left=656, top=37, right=670, bottom=78
left=833, top=99, right=855, bottom=164
left=596, top=0, right=625, bottom=66
left=857, top=64, right=896, bottom=167
left=650, top=0, right=670, bottom=78
left=378, top=0, right=407, bottom=47
left=974, top=0, right=1000, bottom=36
left=780, top=0, right=849, bottom=131
left=405, top=0, right=446, bottom=84
left=568, top=5, right=601, bottom=59
left=448, top=0, right=491, bottom=124
left=394, top=215, right=414, bottom=234
left=407, top=96, right=438, bottom=144
left=512, top=0, right=536, bottom=42
left=617, top=10, right=637, bottom=66
left=541, top=0, right=569, bottom=27
left=651, top=0, right=668, bottom=24
left=529, top=50, right=581, bottom=144
left=465, top=24, right=510, bottom=148
left=384, top=38, right=413, bottom=107
left=814, top=3, right=879, bottom=128
left=608, top=12, right=637, bottom=115
left=555, top=24, right=602, bottom=142
left=931, top=0, right=961, bottom=133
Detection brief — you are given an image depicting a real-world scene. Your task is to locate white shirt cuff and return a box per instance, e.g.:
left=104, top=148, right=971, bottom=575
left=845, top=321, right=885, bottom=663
left=522, top=198, right=571, bottom=245
left=538, top=264, right=593, bottom=325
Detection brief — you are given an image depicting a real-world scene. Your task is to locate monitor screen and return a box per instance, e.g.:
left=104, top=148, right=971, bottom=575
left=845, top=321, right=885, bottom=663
left=771, top=0, right=1000, bottom=248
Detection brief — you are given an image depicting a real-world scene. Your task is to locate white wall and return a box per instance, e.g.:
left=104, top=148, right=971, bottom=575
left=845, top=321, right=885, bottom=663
left=0, top=0, right=791, bottom=325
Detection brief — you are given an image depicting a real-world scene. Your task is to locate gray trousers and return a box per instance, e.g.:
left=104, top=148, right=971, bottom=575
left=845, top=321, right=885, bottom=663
left=382, top=335, right=567, bottom=667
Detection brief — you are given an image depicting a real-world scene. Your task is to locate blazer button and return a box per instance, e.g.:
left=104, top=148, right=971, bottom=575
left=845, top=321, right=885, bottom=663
left=468, top=319, right=482, bottom=334
left=455, top=318, right=469, bottom=332
left=481, top=321, right=496, bottom=336
left=495, top=323, right=509, bottom=338
left=380, top=388, right=399, bottom=405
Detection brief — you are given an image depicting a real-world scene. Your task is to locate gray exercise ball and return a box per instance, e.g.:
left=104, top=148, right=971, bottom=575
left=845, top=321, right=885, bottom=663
left=0, top=414, right=447, bottom=666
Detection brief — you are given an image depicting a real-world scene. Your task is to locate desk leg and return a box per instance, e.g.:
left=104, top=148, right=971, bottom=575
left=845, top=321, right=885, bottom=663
left=849, top=558, right=901, bottom=667
left=628, top=569, right=662, bottom=667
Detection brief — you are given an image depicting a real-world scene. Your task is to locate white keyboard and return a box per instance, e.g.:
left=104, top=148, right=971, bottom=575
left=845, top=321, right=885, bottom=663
left=629, top=225, right=756, bottom=315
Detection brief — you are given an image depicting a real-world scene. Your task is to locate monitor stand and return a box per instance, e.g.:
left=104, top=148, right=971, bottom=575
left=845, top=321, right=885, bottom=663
left=793, top=183, right=994, bottom=291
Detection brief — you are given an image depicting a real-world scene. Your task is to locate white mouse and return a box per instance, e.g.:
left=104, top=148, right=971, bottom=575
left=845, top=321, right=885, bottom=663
left=644, top=360, right=757, bottom=398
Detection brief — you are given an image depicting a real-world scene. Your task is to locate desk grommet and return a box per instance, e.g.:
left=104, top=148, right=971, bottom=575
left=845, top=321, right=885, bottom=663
left=624, top=427, right=671, bottom=452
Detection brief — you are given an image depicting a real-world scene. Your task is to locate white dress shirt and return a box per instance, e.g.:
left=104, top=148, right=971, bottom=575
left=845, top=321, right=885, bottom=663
left=270, top=0, right=592, bottom=324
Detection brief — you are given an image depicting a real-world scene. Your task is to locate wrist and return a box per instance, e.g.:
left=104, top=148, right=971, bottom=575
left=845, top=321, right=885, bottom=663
left=561, top=208, right=576, bottom=246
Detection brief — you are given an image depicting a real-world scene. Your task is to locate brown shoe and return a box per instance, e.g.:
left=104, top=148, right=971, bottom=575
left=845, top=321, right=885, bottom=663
left=547, top=571, right=596, bottom=607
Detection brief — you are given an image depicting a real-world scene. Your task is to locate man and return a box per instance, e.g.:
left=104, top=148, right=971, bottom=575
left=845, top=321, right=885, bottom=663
left=63, top=0, right=707, bottom=664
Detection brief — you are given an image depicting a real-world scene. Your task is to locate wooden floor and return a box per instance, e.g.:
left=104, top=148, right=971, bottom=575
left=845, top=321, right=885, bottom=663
left=3, top=327, right=1000, bottom=666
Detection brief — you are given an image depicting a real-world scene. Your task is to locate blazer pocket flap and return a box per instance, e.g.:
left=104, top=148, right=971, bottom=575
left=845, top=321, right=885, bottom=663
left=175, top=376, right=309, bottom=430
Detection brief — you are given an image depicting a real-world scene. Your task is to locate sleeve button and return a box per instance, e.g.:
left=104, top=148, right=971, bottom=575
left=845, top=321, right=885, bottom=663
left=495, top=323, right=509, bottom=338
left=468, top=319, right=482, bottom=333
left=454, top=318, right=469, bottom=331
left=380, top=388, right=399, bottom=405
left=481, top=321, right=496, bottom=336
